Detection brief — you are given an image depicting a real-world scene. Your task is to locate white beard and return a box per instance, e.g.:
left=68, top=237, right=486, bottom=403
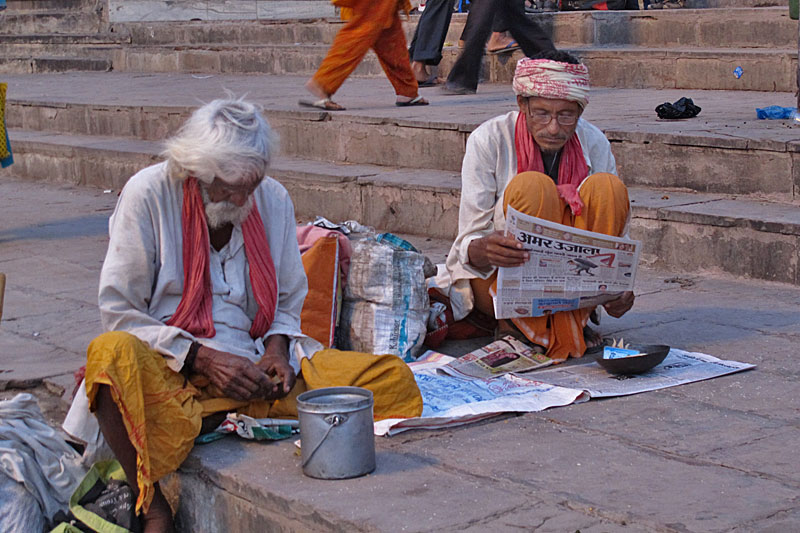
left=201, top=188, right=254, bottom=229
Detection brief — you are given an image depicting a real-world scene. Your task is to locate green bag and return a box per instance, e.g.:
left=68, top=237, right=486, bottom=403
left=50, top=523, right=83, bottom=533
left=50, top=459, right=136, bottom=533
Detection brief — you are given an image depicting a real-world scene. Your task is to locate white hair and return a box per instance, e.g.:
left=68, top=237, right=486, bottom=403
left=163, top=97, right=278, bottom=185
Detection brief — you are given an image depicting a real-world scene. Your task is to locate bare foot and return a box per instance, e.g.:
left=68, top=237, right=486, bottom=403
left=304, top=79, right=328, bottom=101
left=411, top=61, right=430, bottom=83
left=583, top=325, right=606, bottom=354
left=143, top=485, right=175, bottom=533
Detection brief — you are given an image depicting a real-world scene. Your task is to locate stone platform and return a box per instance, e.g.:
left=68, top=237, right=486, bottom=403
left=1, top=176, right=799, bottom=532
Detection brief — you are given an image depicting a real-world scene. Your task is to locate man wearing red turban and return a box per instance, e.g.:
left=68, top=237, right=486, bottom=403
left=438, top=51, right=635, bottom=363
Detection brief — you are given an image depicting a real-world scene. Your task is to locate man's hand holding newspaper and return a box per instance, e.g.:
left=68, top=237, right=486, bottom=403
left=492, top=207, right=641, bottom=319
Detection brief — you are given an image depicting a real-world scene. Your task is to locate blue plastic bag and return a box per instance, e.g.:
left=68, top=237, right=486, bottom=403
left=755, top=106, right=796, bottom=120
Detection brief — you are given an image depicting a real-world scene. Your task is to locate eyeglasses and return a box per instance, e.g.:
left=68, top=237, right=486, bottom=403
left=528, top=109, right=579, bottom=126
left=529, top=110, right=578, bottom=126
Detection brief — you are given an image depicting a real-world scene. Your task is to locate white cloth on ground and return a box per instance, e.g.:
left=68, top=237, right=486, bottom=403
left=436, top=111, right=618, bottom=320
left=63, top=161, right=323, bottom=450
left=0, top=393, right=85, bottom=525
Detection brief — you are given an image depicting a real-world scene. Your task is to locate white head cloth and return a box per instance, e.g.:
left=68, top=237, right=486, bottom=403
left=512, top=58, right=590, bottom=109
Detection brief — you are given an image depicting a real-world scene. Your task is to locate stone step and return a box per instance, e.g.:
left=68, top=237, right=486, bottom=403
left=109, top=8, right=792, bottom=50
left=95, top=42, right=795, bottom=92
left=6, top=0, right=99, bottom=11
left=0, top=56, right=113, bottom=73
left=0, top=11, right=105, bottom=34
left=4, top=128, right=799, bottom=285
left=3, top=73, right=797, bottom=202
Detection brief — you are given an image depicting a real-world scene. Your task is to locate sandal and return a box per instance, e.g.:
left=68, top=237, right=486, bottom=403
left=417, top=75, right=440, bottom=87
left=395, top=95, right=429, bottom=107
left=495, top=319, right=546, bottom=354
left=488, top=41, right=521, bottom=55
left=299, top=98, right=346, bottom=111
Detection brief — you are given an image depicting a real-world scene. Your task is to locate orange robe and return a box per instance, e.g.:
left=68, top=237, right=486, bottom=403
left=470, top=171, right=630, bottom=362
left=313, top=0, right=418, bottom=98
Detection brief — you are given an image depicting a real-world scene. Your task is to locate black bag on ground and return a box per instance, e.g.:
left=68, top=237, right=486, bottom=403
left=655, top=97, right=702, bottom=119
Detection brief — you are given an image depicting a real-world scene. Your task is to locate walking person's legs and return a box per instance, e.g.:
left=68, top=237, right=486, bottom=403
left=409, top=0, right=454, bottom=83
left=444, top=0, right=496, bottom=93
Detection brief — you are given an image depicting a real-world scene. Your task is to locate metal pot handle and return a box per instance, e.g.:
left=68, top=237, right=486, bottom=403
left=301, top=414, right=348, bottom=467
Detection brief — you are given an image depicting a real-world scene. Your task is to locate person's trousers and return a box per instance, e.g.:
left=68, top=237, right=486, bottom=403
left=409, top=0, right=454, bottom=65
left=312, top=0, right=418, bottom=97
left=85, top=331, right=423, bottom=514
left=460, top=0, right=510, bottom=42
left=446, top=0, right=555, bottom=91
left=470, top=171, right=630, bottom=362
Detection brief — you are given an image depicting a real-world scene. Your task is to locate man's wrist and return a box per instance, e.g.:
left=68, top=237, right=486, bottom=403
left=183, top=341, right=202, bottom=374
left=263, top=335, right=290, bottom=361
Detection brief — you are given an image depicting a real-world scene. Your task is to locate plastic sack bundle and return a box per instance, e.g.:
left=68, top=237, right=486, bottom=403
left=337, top=233, right=431, bottom=361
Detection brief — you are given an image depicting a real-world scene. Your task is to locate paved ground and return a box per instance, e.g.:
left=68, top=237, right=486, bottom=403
left=3, top=72, right=798, bottom=145
left=1, top=174, right=799, bottom=531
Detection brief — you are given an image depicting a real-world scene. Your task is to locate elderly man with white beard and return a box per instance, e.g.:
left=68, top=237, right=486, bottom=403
left=63, top=98, right=422, bottom=532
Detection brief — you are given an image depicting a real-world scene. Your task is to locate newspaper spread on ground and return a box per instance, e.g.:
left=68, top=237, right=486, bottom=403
left=437, top=335, right=553, bottom=380
left=528, top=348, right=755, bottom=398
left=373, top=352, right=588, bottom=436
left=494, top=206, right=641, bottom=319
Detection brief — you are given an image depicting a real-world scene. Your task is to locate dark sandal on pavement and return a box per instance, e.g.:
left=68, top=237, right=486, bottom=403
left=417, top=75, right=440, bottom=87
left=395, top=95, right=429, bottom=107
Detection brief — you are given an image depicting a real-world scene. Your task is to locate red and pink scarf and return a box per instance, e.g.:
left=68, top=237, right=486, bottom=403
left=166, top=177, right=277, bottom=339
left=514, top=111, right=589, bottom=216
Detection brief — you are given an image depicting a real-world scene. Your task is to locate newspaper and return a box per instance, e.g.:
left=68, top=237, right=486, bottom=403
left=529, top=348, right=755, bottom=398
left=437, top=335, right=553, bottom=380
left=494, top=206, right=641, bottom=319
left=373, top=352, right=587, bottom=437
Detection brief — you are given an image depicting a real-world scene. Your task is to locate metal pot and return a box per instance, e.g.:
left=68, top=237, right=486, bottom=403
left=297, top=386, right=376, bottom=479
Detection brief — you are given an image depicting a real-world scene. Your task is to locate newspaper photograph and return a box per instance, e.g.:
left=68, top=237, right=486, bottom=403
left=437, top=335, right=553, bottom=380
left=528, top=349, right=755, bottom=398
left=374, top=352, right=587, bottom=436
left=494, top=206, right=641, bottom=319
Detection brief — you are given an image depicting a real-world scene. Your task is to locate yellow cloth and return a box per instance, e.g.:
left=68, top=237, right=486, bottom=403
left=471, top=171, right=630, bottom=362
left=85, top=331, right=422, bottom=514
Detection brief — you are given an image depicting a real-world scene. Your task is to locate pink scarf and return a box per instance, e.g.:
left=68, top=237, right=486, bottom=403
left=514, top=112, right=589, bottom=216
left=166, top=177, right=277, bottom=339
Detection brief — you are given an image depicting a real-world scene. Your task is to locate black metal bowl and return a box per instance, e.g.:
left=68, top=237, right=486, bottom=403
left=595, top=344, right=670, bottom=375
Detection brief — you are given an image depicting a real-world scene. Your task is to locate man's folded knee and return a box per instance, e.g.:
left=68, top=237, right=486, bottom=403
left=87, top=331, right=153, bottom=368
left=582, top=172, right=626, bottom=193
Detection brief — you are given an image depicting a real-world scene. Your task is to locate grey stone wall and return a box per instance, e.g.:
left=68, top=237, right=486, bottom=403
left=107, top=0, right=336, bottom=23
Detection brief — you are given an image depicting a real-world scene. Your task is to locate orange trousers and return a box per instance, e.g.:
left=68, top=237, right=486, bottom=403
left=312, top=0, right=418, bottom=98
left=85, top=331, right=422, bottom=514
left=471, top=171, right=630, bottom=362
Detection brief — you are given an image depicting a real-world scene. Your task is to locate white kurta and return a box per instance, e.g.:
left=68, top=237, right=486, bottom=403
left=64, top=161, right=321, bottom=445
left=438, top=111, right=617, bottom=320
